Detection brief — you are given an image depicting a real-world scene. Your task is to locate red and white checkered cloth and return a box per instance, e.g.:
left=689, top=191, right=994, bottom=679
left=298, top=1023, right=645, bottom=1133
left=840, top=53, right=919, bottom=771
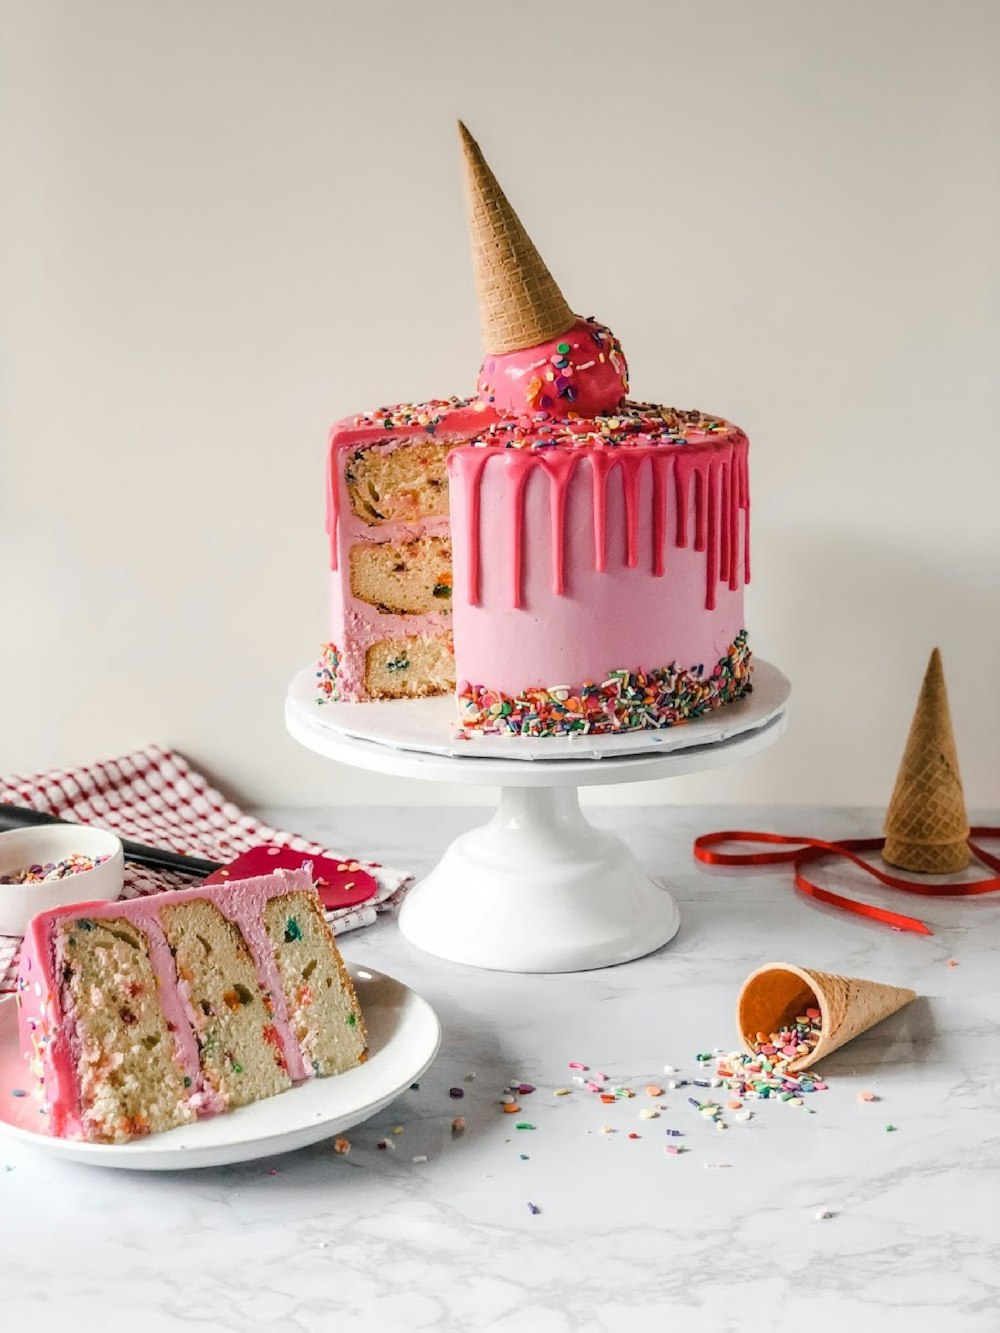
left=0, top=745, right=412, bottom=992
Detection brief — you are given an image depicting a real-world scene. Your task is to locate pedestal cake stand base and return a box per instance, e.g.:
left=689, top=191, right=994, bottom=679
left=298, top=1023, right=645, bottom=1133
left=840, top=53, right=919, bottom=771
left=286, top=660, right=790, bottom=973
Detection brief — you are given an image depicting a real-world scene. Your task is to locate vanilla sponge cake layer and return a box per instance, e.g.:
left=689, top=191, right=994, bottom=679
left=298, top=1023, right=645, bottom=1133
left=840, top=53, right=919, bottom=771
left=159, top=898, right=293, bottom=1111
left=365, top=632, right=455, bottom=699
left=350, top=536, right=452, bottom=615
left=263, top=890, right=366, bottom=1076
left=54, top=916, right=196, bottom=1141
left=344, top=438, right=456, bottom=524
left=15, top=868, right=367, bottom=1143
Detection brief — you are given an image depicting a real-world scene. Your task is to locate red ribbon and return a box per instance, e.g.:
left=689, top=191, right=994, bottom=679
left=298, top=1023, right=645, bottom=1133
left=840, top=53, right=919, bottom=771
left=692, top=828, right=1000, bottom=936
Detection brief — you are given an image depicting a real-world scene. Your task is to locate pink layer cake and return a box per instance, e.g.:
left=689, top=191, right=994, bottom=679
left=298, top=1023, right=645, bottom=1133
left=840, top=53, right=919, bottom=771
left=15, top=868, right=366, bottom=1142
left=320, top=124, right=752, bottom=735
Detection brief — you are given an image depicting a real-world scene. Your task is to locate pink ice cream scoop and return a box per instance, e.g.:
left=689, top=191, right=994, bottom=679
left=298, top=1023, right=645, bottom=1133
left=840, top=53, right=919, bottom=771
left=458, top=123, right=630, bottom=422
left=476, top=317, right=629, bottom=419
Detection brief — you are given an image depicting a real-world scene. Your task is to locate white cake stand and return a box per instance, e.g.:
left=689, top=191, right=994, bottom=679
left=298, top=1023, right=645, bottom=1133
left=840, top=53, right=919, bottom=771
left=285, top=660, right=789, bottom=973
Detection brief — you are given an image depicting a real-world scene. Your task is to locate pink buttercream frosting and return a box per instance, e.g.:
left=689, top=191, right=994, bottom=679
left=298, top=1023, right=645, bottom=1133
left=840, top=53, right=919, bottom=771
left=476, top=317, right=628, bottom=418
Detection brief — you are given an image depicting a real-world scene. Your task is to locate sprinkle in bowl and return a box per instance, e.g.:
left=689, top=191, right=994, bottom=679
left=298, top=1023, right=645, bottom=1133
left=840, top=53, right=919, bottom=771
left=0, top=824, right=124, bottom=935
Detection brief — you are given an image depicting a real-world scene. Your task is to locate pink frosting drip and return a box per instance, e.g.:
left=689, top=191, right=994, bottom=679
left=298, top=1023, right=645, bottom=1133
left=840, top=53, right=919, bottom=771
left=448, top=432, right=749, bottom=614
left=476, top=318, right=628, bottom=418
left=15, top=867, right=319, bottom=1138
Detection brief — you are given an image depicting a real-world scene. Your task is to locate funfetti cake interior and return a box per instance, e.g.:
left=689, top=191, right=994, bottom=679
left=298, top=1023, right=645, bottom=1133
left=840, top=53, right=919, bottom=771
left=15, top=868, right=366, bottom=1143
left=322, top=123, right=752, bottom=736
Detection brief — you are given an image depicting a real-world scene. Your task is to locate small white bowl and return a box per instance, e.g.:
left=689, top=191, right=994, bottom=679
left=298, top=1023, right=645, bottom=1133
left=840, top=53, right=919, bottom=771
left=0, top=824, right=125, bottom=935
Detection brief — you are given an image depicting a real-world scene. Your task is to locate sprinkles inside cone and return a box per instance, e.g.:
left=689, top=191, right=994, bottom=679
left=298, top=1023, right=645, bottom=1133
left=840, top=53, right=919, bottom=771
left=715, top=1008, right=825, bottom=1104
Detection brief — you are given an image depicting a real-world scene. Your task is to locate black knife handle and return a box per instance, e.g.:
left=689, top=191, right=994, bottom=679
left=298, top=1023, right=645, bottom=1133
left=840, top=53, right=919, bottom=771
left=0, top=802, right=221, bottom=878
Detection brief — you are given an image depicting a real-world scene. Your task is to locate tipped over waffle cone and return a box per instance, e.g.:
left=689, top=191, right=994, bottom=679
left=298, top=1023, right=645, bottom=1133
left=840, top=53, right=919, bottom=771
left=458, top=121, right=575, bottom=355
left=737, top=962, right=916, bottom=1072
left=883, top=648, right=969, bottom=874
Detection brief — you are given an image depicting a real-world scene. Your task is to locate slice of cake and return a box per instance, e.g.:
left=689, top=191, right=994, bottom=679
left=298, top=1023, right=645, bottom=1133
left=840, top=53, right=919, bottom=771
left=14, top=867, right=366, bottom=1143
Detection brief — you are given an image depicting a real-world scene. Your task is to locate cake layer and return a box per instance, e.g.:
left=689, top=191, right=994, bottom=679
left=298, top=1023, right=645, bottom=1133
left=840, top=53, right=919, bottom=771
left=15, top=868, right=367, bottom=1141
left=54, top=915, right=196, bottom=1141
left=344, top=438, right=457, bottom=524
left=350, top=536, right=452, bottom=615
left=159, top=898, right=292, bottom=1110
left=263, top=890, right=367, bottom=1076
left=365, top=632, right=455, bottom=699
left=323, top=601, right=453, bottom=703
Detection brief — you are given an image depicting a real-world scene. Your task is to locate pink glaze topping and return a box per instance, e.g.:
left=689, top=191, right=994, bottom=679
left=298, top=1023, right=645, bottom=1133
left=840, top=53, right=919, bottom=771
left=447, top=411, right=749, bottom=612
left=476, top=318, right=628, bottom=418
left=15, top=867, right=319, bottom=1138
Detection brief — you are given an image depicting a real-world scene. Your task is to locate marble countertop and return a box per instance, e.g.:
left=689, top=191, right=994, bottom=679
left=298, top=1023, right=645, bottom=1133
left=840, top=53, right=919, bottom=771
left=2, top=804, right=998, bottom=1332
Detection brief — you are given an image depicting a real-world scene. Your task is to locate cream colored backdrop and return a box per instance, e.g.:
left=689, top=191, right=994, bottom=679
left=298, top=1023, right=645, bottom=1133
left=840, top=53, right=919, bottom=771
left=3, top=0, right=999, bottom=809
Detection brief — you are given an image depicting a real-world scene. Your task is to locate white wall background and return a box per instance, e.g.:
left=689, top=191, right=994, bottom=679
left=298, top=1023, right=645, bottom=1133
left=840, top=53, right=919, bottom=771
left=2, top=0, right=999, bottom=810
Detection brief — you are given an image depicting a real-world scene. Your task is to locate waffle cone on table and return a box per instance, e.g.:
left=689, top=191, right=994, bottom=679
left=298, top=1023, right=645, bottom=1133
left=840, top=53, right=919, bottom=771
left=458, top=121, right=575, bottom=354
left=737, top=962, right=916, bottom=1072
left=882, top=648, right=969, bottom=874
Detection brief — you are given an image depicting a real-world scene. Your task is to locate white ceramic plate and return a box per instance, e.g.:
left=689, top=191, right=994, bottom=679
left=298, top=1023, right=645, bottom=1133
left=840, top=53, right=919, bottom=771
left=0, top=965, right=440, bottom=1170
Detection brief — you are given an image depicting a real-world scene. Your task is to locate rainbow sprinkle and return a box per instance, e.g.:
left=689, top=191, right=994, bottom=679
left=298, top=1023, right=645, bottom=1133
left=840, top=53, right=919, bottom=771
left=316, top=643, right=341, bottom=704
left=347, top=396, right=473, bottom=433
left=1, top=854, right=109, bottom=885
left=714, top=1008, right=826, bottom=1105
left=475, top=400, right=733, bottom=451
left=458, top=632, right=751, bottom=736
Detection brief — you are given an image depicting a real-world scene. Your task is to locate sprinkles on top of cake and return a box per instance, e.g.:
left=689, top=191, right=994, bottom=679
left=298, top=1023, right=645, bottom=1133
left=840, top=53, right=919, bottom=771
left=338, top=397, right=738, bottom=452
left=347, top=396, right=476, bottom=434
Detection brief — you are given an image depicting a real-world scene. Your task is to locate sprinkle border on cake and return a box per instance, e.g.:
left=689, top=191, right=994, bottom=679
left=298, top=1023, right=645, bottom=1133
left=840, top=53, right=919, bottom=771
left=456, top=632, right=751, bottom=738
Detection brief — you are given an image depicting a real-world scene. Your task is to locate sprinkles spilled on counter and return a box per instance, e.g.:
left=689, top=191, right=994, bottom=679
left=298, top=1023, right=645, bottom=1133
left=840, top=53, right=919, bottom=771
left=714, top=1008, right=827, bottom=1106
left=327, top=1011, right=899, bottom=1222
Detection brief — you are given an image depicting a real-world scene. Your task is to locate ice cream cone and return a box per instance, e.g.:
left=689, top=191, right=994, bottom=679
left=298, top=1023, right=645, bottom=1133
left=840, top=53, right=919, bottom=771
left=458, top=121, right=575, bottom=355
left=882, top=648, right=969, bottom=874
left=737, top=962, right=916, bottom=1072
